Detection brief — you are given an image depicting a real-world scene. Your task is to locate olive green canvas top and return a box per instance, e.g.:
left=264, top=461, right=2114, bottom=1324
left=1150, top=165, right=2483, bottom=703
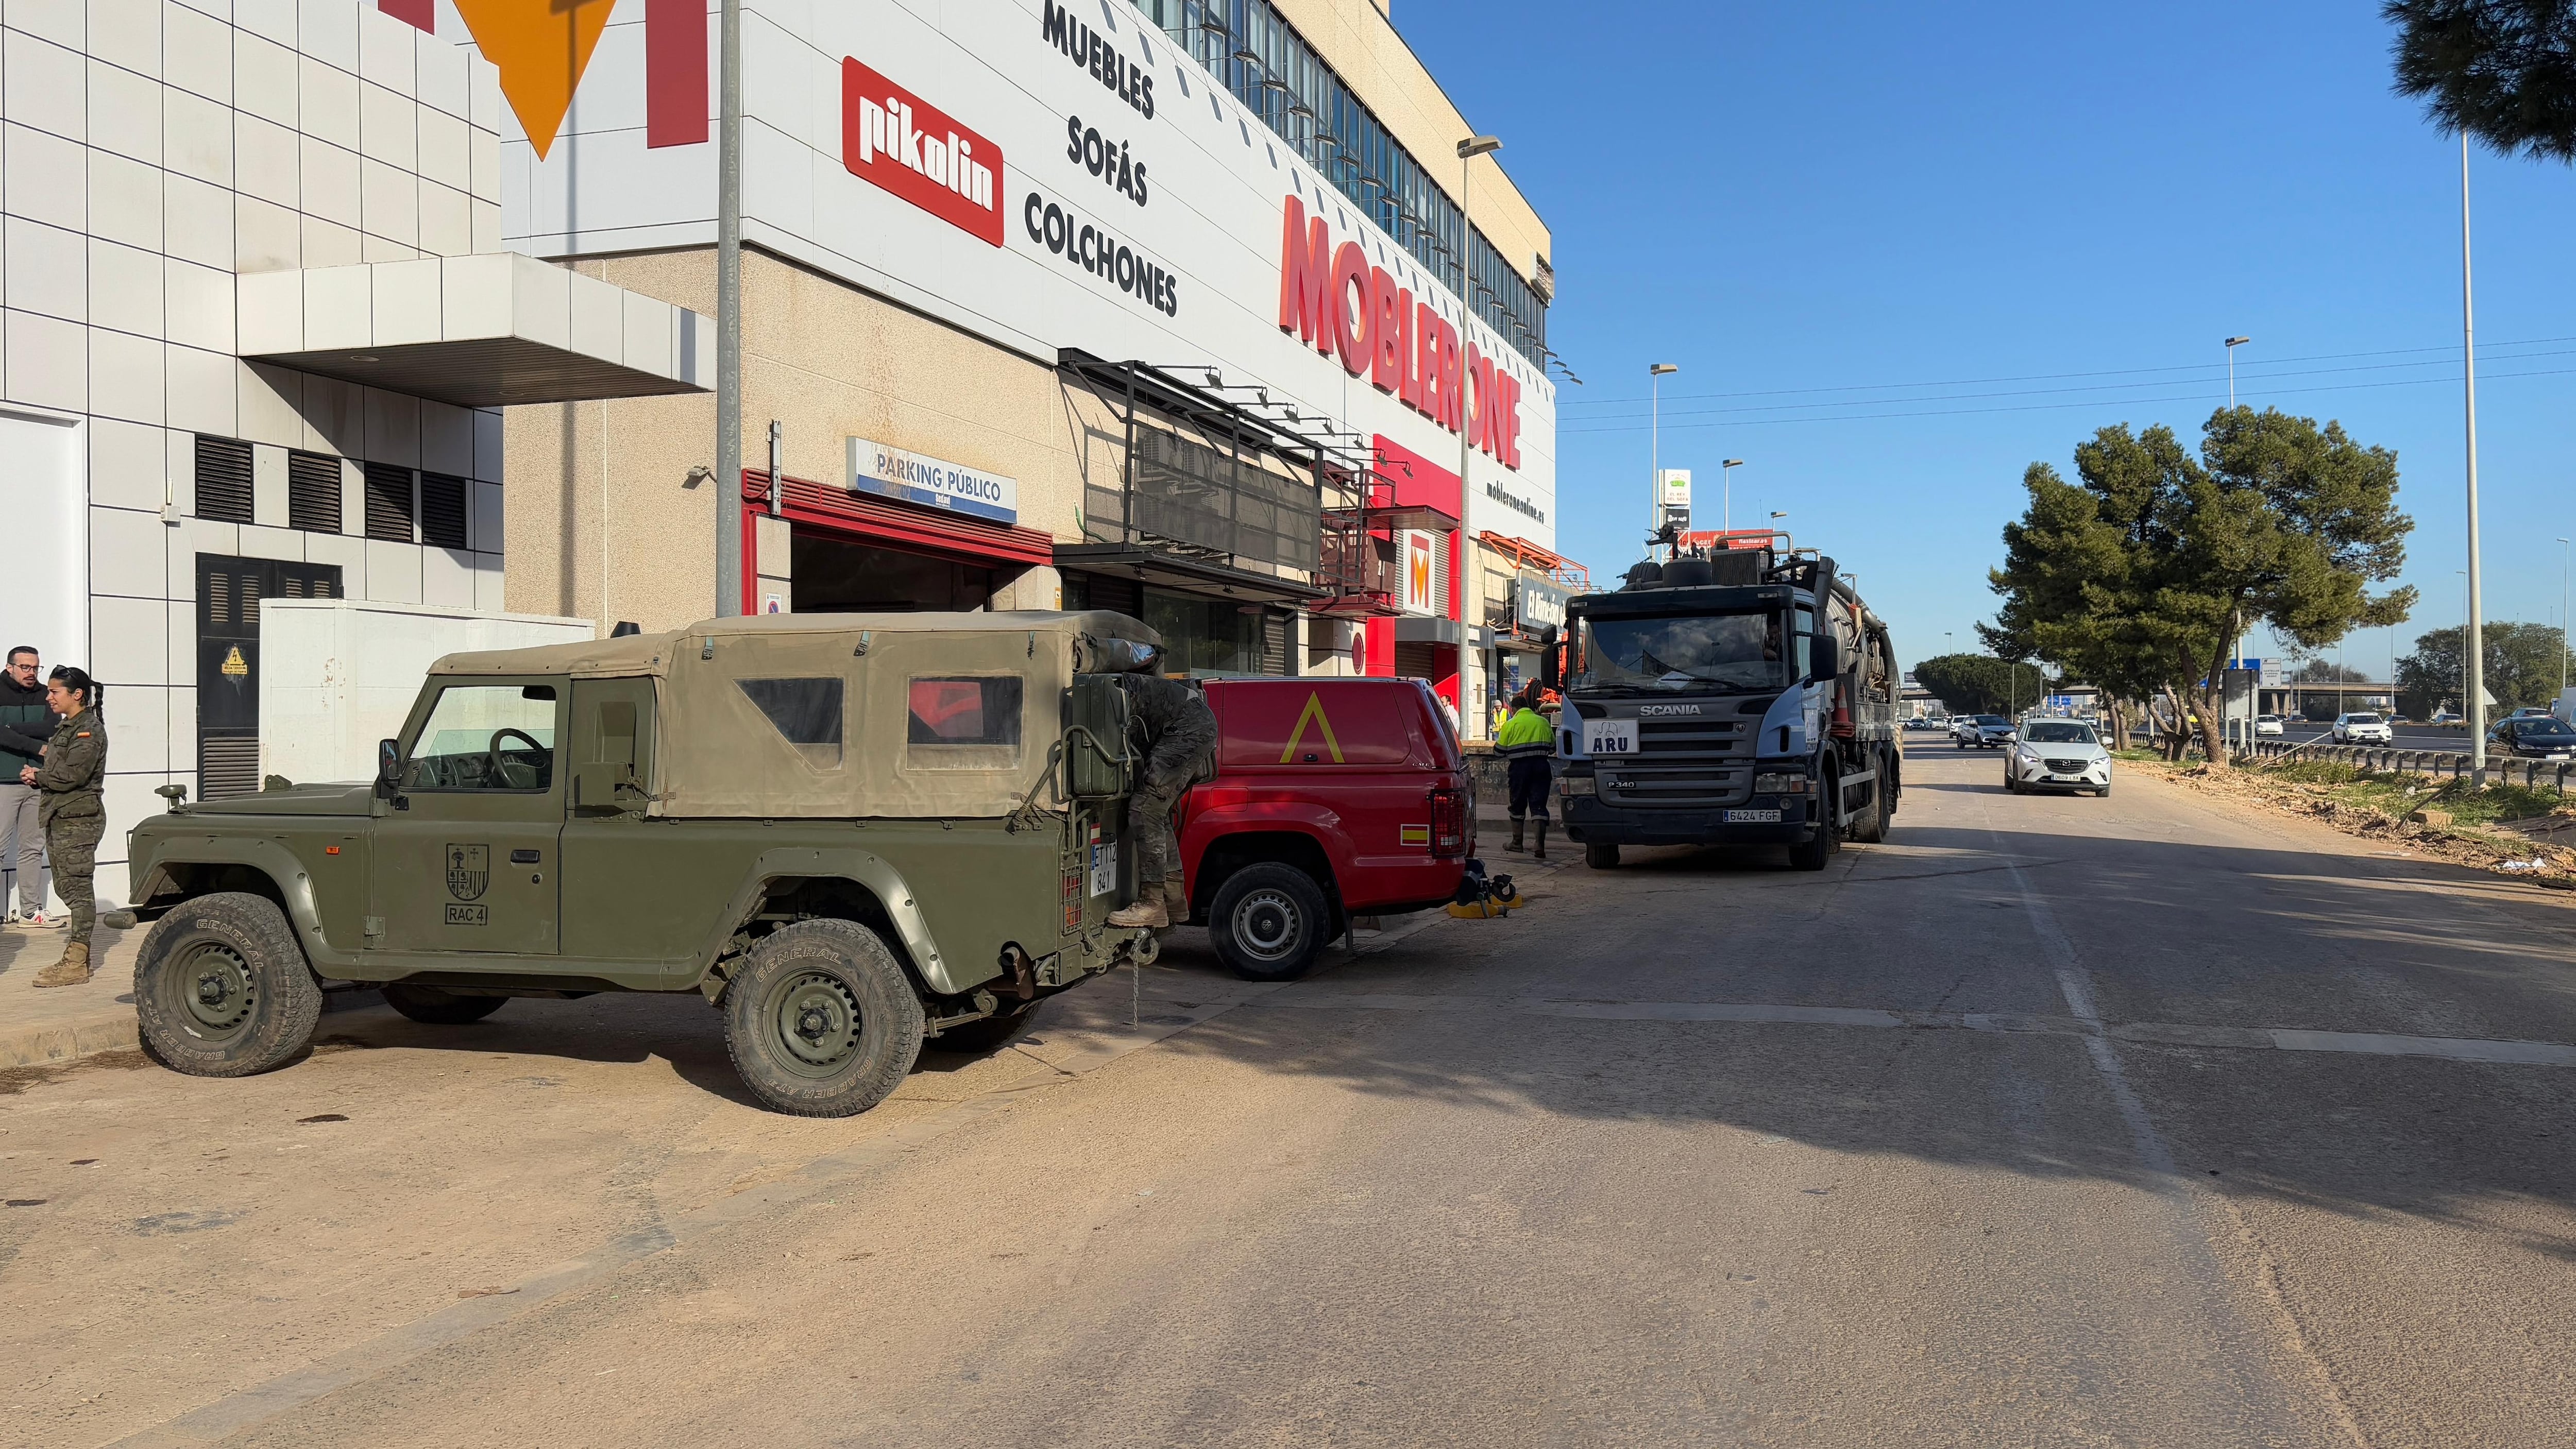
left=428, top=611, right=1159, bottom=821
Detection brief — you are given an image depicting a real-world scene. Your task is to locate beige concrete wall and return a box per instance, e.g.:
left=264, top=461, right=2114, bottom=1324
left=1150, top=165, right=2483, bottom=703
left=1270, top=0, right=1551, bottom=289
left=505, top=248, right=1106, bottom=632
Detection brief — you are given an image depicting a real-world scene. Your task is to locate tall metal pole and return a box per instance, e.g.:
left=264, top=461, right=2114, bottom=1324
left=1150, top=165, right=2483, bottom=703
left=2560, top=537, right=2571, bottom=697
left=2460, top=133, right=2487, bottom=768
left=1649, top=370, right=1659, bottom=539
left=714, top=0, right=745, bottom=617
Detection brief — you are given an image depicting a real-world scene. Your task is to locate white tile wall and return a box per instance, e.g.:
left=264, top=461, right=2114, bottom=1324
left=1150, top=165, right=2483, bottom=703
left=4, top=217, right=87, bottom=322
left=8, top=0, right=518, bottom=891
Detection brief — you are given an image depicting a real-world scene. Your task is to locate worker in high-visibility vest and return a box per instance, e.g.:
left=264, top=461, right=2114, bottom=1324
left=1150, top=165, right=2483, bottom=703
left=1495, top=690, right=1556, bottom=859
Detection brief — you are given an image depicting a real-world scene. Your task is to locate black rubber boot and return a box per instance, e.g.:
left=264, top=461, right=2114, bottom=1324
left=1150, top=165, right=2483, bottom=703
left=1533, top=821, right=1549, bottom=860
left=1504, top=818, right=1526, bottom=854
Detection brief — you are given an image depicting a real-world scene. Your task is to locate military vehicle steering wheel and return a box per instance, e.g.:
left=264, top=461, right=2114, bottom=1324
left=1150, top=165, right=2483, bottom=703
left=488, top=727, right=546, bottom=790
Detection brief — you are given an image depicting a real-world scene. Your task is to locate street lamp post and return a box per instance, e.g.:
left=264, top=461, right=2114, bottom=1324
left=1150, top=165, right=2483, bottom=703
left=1721, top=458, right=1744, bottom=535
left=1648, top=363, right=1677, bottom=545
left=2560, top=537, right=2571, bottom=697
left=2459, top=133, right=2488, bottom=770
left=2225, top=335, right=2250, bottom=410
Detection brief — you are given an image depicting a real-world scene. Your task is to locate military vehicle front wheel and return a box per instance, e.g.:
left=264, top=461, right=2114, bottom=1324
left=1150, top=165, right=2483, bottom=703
left=133, top=892, right=324, bottom=1078
left=381, top=983, right=507, bottom=1025
left=1585, top=842, right=1620, bottom=870
left=1210, top=863, right=1330, bottom=982
left=723, top=919, right=925, bottom=1117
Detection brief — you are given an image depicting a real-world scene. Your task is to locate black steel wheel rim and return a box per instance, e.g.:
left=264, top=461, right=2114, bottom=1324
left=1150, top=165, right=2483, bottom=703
left=170, top=941, right=258, bottom=1042
left=768, top=969, right=862, bottom=1078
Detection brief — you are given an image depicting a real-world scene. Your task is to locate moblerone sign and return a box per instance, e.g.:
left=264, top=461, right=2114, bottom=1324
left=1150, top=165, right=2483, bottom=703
left=1276, top=195, right=1523, bottom=470
left=842, top=59, right=1005, bottom=247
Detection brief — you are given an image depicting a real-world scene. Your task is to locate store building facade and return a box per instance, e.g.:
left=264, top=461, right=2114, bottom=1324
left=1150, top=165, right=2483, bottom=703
left=0, top=0, right=705, bottom=906
left=495, top=0, right=1558, bottom=732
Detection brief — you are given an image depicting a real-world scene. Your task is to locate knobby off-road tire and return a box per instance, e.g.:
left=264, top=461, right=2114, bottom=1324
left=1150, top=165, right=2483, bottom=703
left=133, top=892, right=324, bottom=1078
left=929, top=999, right=1040, bottom=1054
left=1210, top=862, right=1331, bottom=982
left=723, top=919, right=925, bottom=1117
left=380, top=983, right=506, bottom=1025
left=1585, top=841, right=1620, bottom=870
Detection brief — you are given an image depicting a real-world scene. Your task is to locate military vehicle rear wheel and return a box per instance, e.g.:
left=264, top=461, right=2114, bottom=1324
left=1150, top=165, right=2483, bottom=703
left=929, top=999, right=1040, bottom=1054
left=133, top=892, right=324, bottom=1078
left=1585, top=842, right=1620, bottom=870
left=1210, top=862, right=1330, bottom=982
left=381, top=983, right=507, bottom=1025
left=723, top=919, right=925, bottom=1117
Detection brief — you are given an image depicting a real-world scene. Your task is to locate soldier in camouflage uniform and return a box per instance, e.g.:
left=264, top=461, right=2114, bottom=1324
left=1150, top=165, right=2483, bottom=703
left=28, top=667, right=107, bottom=987
left=1106, top=656, right=1216, bottom=930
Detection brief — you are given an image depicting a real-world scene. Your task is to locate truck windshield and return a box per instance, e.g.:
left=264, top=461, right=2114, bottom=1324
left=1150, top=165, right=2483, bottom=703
left=1573, top=611, right=1782, bottom=691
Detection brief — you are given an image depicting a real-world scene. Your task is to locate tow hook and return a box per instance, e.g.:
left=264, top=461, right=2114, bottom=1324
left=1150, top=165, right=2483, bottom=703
left=1128, top=927, right=1161, bottom=967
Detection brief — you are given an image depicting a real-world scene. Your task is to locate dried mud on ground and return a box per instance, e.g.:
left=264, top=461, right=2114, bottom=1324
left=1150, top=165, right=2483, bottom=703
left=2126, top=756, right=2576, bottom=890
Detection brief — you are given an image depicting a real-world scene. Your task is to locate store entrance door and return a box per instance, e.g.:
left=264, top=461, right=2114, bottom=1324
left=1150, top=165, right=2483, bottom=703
left=791, top=531, right=999, bottom=612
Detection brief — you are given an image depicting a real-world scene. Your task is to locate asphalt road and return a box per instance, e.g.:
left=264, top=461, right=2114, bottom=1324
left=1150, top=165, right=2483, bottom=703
left=8, top=748, right=2575, bottom=1447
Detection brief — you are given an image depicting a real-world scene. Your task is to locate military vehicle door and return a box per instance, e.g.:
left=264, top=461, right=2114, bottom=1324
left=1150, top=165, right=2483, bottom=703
left=558, top=677, right=733, bottom=966
left=371, top=679, right=565, bottom=957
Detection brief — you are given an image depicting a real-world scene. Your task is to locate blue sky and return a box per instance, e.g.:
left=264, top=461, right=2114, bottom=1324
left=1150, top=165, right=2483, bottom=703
left=1405, top=1, right=2576, bottom=679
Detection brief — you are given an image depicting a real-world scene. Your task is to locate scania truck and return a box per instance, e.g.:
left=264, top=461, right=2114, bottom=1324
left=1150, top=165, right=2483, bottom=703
left=1541, top=538, right=1901, bottom=870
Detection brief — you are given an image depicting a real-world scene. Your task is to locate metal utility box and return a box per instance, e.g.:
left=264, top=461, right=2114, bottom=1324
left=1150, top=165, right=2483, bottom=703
left=259, top=600, right=594, bottom=785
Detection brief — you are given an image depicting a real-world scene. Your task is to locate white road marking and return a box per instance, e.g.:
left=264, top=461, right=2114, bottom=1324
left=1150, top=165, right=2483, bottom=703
left=2268, top=1030, right=2576, bottom=1066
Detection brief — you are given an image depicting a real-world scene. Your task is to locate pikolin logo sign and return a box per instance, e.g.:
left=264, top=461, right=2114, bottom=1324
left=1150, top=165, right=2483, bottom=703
left=842, top=59, right=1005, bottom=246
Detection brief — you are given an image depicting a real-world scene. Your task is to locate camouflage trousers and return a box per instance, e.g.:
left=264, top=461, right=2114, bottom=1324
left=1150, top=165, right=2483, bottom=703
left=45, top=812, right=102, bottom=944
left=1127, top=772, right=1189, bottom=889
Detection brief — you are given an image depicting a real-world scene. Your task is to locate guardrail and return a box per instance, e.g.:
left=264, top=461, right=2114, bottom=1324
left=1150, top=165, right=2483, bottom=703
left=2239, top=739, right=2576, bottom=795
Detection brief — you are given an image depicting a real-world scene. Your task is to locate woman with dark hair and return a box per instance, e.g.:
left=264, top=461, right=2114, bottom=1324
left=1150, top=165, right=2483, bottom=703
left=24, top=666, right=107, bottom=987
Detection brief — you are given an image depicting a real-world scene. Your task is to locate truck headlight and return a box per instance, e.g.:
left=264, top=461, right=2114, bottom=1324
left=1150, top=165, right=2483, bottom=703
left=1754, top=772, right=1809, bottom=794
left=1558, top=774, right=1596, bottom=797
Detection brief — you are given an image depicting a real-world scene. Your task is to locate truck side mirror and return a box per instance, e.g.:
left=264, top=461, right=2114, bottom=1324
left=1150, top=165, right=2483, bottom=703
left=1537, top=626, right=1560, bottom=691
left=375, top=738, right=402, bottom=798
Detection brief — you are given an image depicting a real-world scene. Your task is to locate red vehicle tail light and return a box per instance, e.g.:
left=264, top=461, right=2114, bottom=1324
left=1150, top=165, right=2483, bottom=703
left=1428, top=786, right=1466, bottom=857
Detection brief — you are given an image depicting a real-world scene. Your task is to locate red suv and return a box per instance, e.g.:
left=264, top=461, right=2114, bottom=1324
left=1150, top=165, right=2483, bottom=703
left=1178, top=678, right=1474, bottom=981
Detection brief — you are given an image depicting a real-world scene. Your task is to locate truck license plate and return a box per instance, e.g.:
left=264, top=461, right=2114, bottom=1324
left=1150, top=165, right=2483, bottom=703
left=1089, top=840, right=1117, bottom=897
left=1583, top=718, right=1639, bottom=755
left=1724, top=808, right=1782, bottom=823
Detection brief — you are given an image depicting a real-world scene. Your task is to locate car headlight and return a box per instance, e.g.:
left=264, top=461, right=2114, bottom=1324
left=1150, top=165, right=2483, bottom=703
left=1558, top=774, right=1596, bottom=797
left=1754, top=772, right=1810, bottom=794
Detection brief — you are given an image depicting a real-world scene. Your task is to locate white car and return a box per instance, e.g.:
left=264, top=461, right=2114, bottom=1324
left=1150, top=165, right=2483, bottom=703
left=1955, top=714, right=2016, bottom=749
left=2254, top=714, right=2285, bottom=738
left=2005, top=719, right=2112, bottom=796
left=2332, top=712, right=2393, bottom=744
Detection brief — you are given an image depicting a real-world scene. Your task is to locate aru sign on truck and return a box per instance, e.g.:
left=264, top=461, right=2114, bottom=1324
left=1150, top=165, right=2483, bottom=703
left=496, top=0, right=1558, bottom=552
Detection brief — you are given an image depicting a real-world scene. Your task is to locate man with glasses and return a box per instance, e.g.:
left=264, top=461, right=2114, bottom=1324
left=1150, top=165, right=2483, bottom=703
left=0, top=646, right=54, bottom=926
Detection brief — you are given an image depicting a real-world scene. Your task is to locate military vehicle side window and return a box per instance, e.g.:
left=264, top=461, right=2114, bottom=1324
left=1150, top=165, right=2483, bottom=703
left=406, top=685, right=557, bottom=791
left=736, top=677, right=845, bottom=769
left=905, top=676, right=1024, bottom=769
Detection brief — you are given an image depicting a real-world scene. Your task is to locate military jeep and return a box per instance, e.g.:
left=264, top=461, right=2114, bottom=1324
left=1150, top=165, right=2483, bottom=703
left=123, top=612, right=1158, bottom=1116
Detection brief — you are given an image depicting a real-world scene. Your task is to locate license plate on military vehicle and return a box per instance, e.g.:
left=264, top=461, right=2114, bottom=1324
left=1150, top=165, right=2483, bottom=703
left=1584, top=718, right=1638, bottom=755
left=1089, top=839, right=1117, bottom=896
left=1724, top=808, right=1782, bottom=823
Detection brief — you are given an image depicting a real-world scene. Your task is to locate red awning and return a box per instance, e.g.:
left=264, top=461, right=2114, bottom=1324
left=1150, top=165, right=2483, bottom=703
left=747, top=471, right=1057, bottom=568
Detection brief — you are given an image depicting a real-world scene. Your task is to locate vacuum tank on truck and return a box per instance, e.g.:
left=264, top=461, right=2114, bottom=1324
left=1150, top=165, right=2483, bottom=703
left=1541, top=537, right=1901, bottom=870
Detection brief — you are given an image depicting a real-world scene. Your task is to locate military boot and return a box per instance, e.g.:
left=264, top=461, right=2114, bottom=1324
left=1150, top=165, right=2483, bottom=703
left=1107, top=895, right=1170, bottom=929
left=1532, top=821, right=1550, bottom=860
left=1162, top=878, right=1192, bottom=925
left=32, top=940, right=91, bottom=988
left=1504, top=819, right=1526, bottom=854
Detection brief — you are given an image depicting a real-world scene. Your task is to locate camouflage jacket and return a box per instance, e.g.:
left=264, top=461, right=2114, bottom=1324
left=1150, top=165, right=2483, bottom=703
left=35, top=708, right=106, bottom=825
left=1121, top=674, right=1216, bottom=788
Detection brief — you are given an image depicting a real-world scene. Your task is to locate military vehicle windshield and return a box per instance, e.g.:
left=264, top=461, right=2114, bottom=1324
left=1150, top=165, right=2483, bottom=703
left=1572, top=611, right=1784, bottom=692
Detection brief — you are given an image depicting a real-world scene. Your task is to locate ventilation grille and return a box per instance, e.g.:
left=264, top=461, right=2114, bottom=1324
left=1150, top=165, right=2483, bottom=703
left=199, top=736, right=261, bottom=802
left=1262, top=612, right=1289, bottom=676
left=195, top=436, right=253, bottom=523
left=363, top=462, right=414, bottom=542
left=287, top=451, right=342, bottom=534
left=420, top=472, right=470, bottom=550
